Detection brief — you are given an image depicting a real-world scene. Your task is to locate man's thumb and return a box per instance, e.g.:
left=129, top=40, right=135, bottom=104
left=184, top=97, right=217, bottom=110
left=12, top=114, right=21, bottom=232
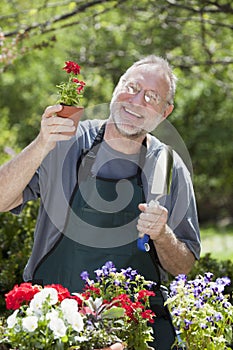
left=138, top=203, right=147, bottom=212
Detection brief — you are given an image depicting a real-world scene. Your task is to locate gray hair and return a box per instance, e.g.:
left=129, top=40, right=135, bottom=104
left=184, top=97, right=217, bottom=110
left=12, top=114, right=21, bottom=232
left=118, top=55, right=177, bottom=105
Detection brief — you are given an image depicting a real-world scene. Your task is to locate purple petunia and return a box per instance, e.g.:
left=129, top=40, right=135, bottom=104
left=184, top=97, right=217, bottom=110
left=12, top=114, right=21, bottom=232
left=94, top=268, right=104, bottom=281
left=114, top=279, right=121, bottom=286
left=121, top=267, right=138, bottom=280
left=80, top=271, right=89, bottom=282
left=184, top=319, right=192, bottom=330
left=94, top=261, right=117, bottom=281
left=206, top=316, right=214, bottom=325
left=204, top=272, right=213, bottom=282
left=214, top=312, right=223, bottom=322
left=194, top=299, right=204, bottom=308
left=200, top=323, right=207, bottom=329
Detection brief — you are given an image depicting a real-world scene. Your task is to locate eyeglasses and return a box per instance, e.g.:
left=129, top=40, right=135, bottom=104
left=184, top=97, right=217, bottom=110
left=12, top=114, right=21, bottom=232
left=122, top=80, right=168, bottom=107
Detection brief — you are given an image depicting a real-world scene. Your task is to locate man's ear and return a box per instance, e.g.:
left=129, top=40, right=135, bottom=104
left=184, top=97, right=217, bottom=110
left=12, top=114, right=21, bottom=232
left=163, top=104, right=174, bottom=119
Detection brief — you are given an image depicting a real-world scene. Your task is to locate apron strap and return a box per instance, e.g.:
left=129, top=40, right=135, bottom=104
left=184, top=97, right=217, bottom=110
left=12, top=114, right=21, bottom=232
left=149, top=240, right=162, bottom=286
left=136, top=136, right=147, bottom=187
left=77, top=123, right=106, bottom=182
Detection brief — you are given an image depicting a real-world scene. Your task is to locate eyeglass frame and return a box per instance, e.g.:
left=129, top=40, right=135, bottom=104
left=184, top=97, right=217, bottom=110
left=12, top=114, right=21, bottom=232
left=120, top=79, right=171, bottom=107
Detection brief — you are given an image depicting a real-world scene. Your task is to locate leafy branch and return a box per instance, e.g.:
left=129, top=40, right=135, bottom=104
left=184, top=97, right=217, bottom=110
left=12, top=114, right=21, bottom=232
left=0, top=0, right=233, bottom=71
left=3, top=0, right=122, bottom=38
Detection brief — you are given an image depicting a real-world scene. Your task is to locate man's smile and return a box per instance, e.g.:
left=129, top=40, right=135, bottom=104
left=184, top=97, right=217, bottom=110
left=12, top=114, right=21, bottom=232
left=124, top=107, right=143, bottom=119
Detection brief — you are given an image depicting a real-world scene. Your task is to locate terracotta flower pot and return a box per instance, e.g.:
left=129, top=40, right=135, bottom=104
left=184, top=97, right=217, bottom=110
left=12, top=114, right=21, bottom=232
left=57, top=104, right=84, bottom=136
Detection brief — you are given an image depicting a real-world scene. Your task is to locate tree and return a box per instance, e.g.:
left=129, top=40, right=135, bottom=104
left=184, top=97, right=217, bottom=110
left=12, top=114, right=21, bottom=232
left=1, top=0, right=233, bottom=71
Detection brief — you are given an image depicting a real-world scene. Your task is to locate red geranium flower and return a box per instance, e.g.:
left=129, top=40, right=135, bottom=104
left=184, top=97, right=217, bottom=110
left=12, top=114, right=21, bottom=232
left=141, top=309, right=155, bottom=323
left=5, top=283, right=40, bottom=310
left=63, top=61, right=81, bottom=75
left=137, top=289, right=155, bottom=302
left=82, top=285, right=101, bottom=299
left=77, top=80, right=86, bottom=94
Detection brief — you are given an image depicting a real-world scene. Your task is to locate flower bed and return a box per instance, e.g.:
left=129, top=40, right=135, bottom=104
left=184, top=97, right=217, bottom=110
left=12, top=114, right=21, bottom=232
left=166, top=272, right=233, bottom=349
left=1, top=264, right=232, bottom=349
left=1, top=262, right=155, bottom=350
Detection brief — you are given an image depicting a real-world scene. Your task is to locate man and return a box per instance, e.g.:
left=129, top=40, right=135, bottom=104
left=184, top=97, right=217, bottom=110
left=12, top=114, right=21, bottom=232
left=0, top=55, right=200, bottom=349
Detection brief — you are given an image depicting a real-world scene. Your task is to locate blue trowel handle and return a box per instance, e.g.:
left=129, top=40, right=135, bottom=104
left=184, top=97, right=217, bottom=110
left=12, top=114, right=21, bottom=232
left=137, top=234, right=150, bottom=252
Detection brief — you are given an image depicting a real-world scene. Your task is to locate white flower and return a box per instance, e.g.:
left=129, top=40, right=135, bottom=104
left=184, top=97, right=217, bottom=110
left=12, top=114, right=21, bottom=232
left=37, top=287, right=58, bottom=305
left=49, top=317, right=67, bottom=338
left=7, top=309, right=19, bottom=328
left=60, top=298, right=78, bottom=320
left=68, top=311, right=84, bottom=332
left=30, top=288, right=58, bottom=313
left=61, top=298, right=78, bottom=314
left=26, top=307, right=34, bottom=316
left=29, top=297, right=42, bottom=314
left=74, top=335, right=88, bottom=342
left=61, top=298, right=84, bottom=332
left=22, top=316, right=38, bottom=332
left=46, top=309, right=60, bottom=322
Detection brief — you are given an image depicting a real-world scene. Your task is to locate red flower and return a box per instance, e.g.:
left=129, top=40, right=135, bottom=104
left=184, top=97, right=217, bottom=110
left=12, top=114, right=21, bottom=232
left=82, top=285, right=101, bottom=299
left=141, top=309, right=155, bottom=323
left=63, top=61, right=81, bottom=75
left=57, top=60, right=86, bottom=105
left=137, top=289, right=155, bottom=302
left=111, top=294, right=143, bottom=322
left=77, top=81, right=86, bottom=94
left=78, top=80, right=86, bottom=87
left=5, top=283, right=40, bottom=310
left=72, top=78, right=86, bottom=94
left=70, top=294, right=83, bottom=306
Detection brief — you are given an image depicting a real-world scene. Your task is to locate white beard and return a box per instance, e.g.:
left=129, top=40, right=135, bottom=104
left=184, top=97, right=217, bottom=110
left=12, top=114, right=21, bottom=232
left=109, top=100, right=164, bottom=138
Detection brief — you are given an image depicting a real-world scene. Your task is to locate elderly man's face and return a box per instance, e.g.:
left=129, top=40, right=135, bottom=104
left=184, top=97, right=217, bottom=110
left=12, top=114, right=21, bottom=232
left=110, top=65, right=173, bottom=138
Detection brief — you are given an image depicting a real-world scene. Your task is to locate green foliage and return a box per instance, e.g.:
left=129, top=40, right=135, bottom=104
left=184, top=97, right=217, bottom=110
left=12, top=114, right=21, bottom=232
left=172, top=75, right=233, bottom=221
left=201, top=225, right=233, bottom=261
left=0, top=113, right=20, bottom=164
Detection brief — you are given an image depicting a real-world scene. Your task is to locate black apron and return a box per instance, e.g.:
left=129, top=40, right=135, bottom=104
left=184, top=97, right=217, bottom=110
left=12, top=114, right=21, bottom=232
left=33, top=124, right=176, bottom=349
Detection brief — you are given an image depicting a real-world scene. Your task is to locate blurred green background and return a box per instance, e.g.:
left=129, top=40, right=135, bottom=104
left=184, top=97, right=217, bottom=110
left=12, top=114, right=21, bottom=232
left=0, top=0, right=233, bottom=310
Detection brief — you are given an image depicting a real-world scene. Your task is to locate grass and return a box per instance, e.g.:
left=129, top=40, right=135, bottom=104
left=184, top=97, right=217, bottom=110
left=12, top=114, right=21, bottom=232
left=200, top=224, right=233, bottom=261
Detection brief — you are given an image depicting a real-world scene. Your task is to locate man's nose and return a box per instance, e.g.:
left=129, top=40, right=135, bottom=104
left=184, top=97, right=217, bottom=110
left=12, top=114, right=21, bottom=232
left=129, top=90, right=146, bottom=105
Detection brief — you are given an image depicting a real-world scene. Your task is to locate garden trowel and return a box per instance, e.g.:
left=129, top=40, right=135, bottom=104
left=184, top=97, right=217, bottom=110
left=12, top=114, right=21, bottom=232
left=137, top=145, right=173, bottom=252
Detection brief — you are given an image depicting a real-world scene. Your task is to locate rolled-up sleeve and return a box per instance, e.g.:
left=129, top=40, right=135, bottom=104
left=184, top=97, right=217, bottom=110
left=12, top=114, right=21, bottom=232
left=11, top=171, right=40, bottom=215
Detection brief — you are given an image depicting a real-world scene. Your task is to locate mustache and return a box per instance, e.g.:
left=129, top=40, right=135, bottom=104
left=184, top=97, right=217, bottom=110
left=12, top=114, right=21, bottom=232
left=111, top=101, right=156, bottom=119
